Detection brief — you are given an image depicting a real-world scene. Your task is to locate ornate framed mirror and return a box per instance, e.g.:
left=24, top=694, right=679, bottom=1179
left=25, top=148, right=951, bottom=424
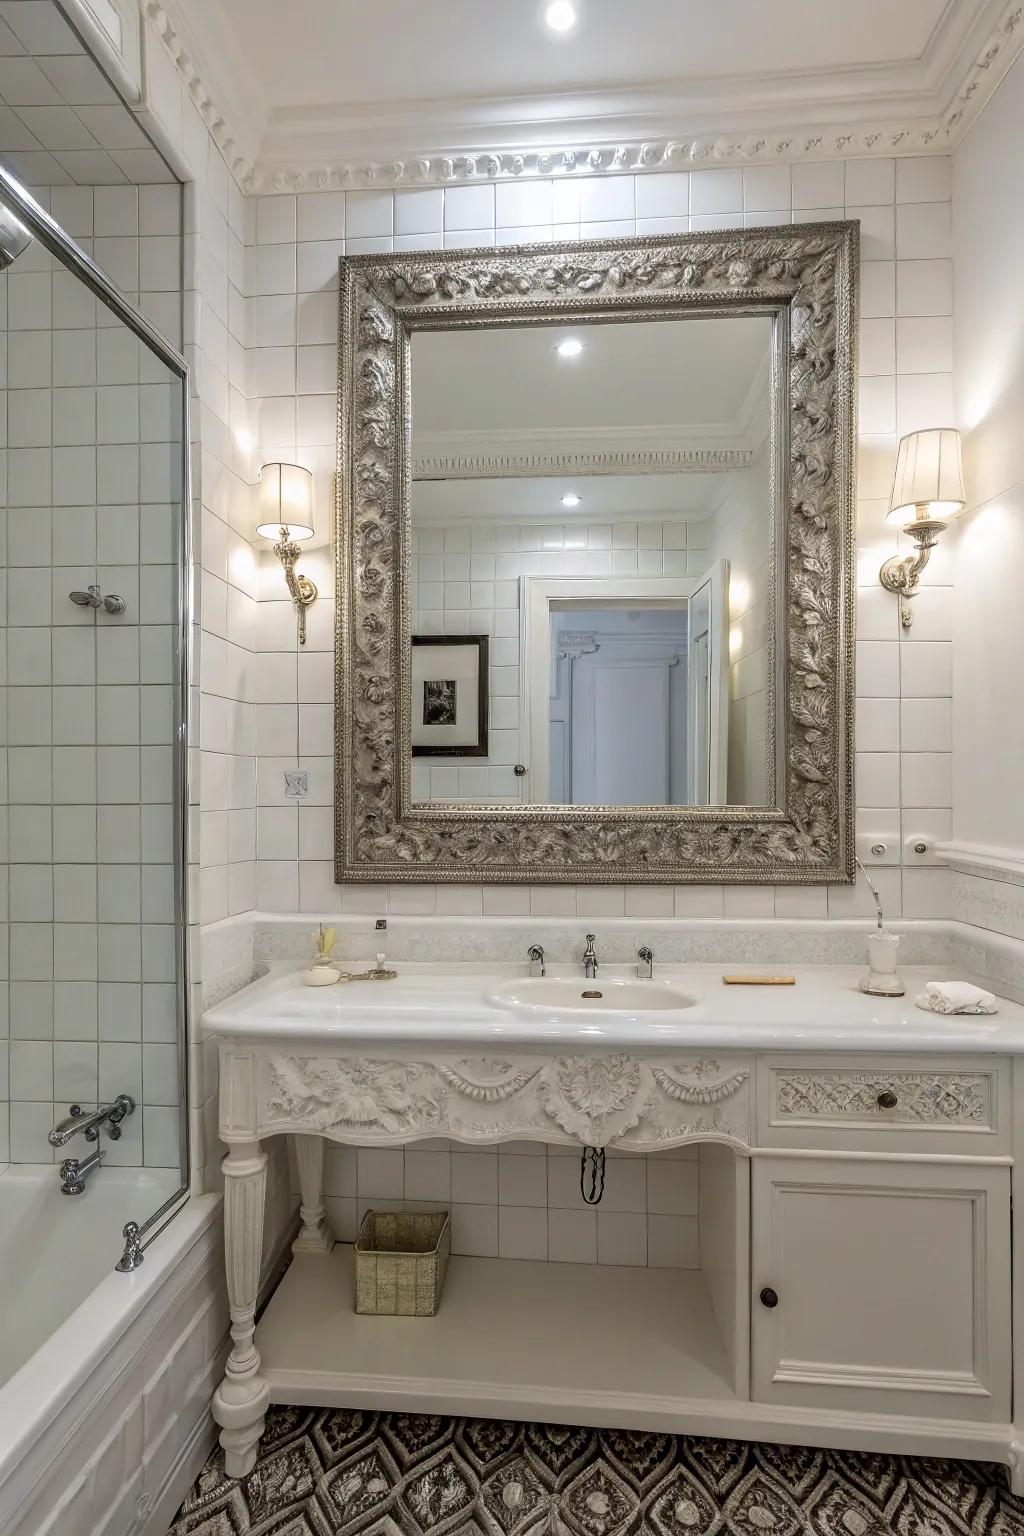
left=335, top=224, right=857, bottom=884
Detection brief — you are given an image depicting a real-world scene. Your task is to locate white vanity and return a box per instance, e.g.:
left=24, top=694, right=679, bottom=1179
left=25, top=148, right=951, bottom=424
left=205, top=960, right=1024, bottom=1488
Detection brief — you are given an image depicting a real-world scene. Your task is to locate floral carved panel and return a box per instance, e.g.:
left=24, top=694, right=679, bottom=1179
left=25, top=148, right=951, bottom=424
left=237, top=1050, right=752, bottom=1152
left=774, top=1070, right=993, bottom=1127
left=335, top=225, right=857, bottom=884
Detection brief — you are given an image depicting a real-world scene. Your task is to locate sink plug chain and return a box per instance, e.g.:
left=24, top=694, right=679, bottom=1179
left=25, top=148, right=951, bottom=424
left=580, top=1146, right=606, bottom=1205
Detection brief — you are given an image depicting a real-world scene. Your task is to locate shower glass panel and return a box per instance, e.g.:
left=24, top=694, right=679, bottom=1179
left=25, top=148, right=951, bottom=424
left=0, top=167, right=189, bottom=1369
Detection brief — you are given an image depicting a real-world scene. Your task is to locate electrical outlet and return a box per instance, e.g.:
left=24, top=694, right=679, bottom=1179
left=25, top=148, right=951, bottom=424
left=284, top=770, right=309, bottom=798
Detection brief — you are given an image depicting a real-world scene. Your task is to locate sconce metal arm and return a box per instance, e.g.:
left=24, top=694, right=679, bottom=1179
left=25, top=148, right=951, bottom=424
left=273, top=525, right=318, bottom=645
left=878, top=520, right=945, bottom=629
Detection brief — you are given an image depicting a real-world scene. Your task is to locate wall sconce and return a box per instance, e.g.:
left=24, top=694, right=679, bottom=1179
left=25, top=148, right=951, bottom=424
left=879, top=428, right=965, bottom=628
left=256, top=463, right=317, bottom=645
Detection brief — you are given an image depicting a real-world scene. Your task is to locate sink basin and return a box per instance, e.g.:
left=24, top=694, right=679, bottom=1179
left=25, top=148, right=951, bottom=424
left=487, top=977, right=700, bottom=1015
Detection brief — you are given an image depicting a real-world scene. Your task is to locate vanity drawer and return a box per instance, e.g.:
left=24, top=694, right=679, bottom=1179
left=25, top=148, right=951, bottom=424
left=756, top=1055, right=1011, bottom=1155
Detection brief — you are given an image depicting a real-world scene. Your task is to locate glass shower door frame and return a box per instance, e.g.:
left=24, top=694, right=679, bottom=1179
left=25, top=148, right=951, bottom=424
left=0, top=163, right=193, bottom=1267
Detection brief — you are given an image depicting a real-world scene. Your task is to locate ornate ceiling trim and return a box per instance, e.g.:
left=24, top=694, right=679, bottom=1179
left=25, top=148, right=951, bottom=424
left=147, top=0, right=1023, bottom=196
left=253, top=122, right=948, bottom=195
left=412, top=446, right=755, bottom=481
left=141, top=0, right=259, bottom=188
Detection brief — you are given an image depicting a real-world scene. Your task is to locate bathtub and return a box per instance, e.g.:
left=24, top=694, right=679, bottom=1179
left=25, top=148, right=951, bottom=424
left=0, top=1165, right=181, bottom=1385
left=0, top=1165, right=226, bottom=1536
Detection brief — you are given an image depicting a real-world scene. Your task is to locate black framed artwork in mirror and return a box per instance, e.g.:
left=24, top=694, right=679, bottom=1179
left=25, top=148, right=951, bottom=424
left=411, top=635, right=489, bottom=758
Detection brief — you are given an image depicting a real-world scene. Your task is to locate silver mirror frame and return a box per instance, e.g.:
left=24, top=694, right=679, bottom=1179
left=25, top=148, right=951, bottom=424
left=335, top=222, right=857, bottom=885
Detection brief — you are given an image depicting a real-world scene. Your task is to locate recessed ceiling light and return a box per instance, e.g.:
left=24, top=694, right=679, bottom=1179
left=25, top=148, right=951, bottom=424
left=556, top=337, right=584, bottom=359
left=561, top=493, right=581, bottom=507
left=545, top=1, right=577, bottom=33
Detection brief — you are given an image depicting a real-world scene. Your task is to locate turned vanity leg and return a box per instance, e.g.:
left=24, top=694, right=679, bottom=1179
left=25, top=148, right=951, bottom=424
left=1008, top=1443, right=1024, bottom=1497
left=292, top=1133, right=334, bottom=1254
left=212, top=1139, right=271, bottom=1479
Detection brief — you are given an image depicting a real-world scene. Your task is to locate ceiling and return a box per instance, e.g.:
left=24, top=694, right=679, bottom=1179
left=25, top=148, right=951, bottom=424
left=410, top=314, right=770, bottom=524
left=411, top=470, right=748, bottom=525
left=167, top=0, right=1022, bottom=187
left=218, top=0, right=956, bottom=112
left=413, top=317, right=770, bottom=438
left=0, top=0, right=174, bottom=185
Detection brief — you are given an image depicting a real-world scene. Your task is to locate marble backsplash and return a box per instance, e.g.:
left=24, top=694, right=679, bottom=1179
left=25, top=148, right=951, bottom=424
left=250, top=913, right=953, bottom=968
left=200, top=910, right=1024, bottom=1006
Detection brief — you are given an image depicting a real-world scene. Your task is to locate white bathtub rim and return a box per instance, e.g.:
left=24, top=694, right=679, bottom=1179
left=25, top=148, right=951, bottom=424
left=0, top=1191, right=221, bottom=1509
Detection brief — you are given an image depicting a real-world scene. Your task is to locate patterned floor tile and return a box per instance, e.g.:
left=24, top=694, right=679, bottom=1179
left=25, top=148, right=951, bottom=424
left=167, top=1409, right=1023, bottom=1536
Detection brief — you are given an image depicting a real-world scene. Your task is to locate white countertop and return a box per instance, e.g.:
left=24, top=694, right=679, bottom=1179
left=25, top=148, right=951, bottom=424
left=203, top=962, right=1024, bottom=1052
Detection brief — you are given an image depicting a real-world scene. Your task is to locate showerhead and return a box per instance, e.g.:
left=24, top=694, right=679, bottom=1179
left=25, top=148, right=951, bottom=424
left=69, top=585, right=126, bottom=614
left=0, top=201, right=33, bottom=270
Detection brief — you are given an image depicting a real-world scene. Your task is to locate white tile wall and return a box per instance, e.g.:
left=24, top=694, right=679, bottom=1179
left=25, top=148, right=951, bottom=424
left=0, top=182, right=183, bottom=1166
left=0, top=0, right=178, bottom=187
left=320, top=1139, right=700, bottom=1268
left=123, top=3, right=1020, bottom=1272
left=180, top=106, right=258, bottom=1196
left=950, top=50, right=1024, bottom=941
left=244, top=158, right=956, bottom=924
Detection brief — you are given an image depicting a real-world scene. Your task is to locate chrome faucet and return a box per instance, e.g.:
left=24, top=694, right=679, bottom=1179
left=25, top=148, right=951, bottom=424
left=637, top=945, right=654, bottom=979
left=59, top=1149, right=103, bottom=1196
left=582, top=934, right=598, bottom=979
left=48, top=1094, right=135, bottom=1149
left=527, top=944, right=546, bottom=977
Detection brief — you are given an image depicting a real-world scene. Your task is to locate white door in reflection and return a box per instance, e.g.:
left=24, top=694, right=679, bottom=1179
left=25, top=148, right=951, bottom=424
left=550, top=606, right=687, bottom=805
left=524, top=567, right=729, bottom=807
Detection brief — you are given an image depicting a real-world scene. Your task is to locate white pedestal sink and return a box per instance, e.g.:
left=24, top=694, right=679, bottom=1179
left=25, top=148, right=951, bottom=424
left=486, top=975, right=701, bottom=1015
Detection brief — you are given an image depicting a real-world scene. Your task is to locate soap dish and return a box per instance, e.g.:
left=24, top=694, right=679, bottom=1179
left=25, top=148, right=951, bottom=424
left=302, top=965, right=341, bottom=987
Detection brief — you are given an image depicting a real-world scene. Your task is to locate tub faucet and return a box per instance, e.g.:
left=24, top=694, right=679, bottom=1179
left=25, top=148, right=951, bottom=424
left=59, top=1148, right=103, bottom=1196
left=583, top=934, right=598, bottom=979
left=48, top=1094, right=135, bottom=1149
left=637, top=945, right=654, bottom=979
left=527, top=944, right=546, bottom=977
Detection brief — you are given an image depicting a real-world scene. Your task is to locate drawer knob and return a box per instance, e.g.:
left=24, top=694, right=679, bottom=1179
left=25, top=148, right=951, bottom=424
left=877, top=1089, right=898, bottom=1110
left=759, top=1286, right=779, bottom=1309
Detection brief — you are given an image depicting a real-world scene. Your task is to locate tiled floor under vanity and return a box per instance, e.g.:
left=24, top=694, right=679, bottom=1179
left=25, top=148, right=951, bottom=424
left=170, top=1407, right=1024, bottom=1534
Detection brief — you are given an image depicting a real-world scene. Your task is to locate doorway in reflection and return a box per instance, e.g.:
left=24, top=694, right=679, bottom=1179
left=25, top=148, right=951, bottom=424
left=550, top=604, right=687, bottom=806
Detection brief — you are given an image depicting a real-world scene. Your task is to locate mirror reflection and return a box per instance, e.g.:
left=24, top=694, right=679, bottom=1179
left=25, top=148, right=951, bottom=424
left=409, top=315, right=776, bottom=808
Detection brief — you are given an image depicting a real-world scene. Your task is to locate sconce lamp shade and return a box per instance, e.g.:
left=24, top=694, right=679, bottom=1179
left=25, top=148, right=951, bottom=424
left=256, top=462, right=315, bottom=540
left=886, top=429, right=965, bottom=528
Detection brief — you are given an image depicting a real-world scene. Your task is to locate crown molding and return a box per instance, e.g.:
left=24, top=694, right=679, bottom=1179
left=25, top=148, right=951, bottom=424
left=413, top=446, right=755, bottom=483
left=141, top=0, right=262, bottom=188
left=144, top=0, right=1023, bottom=196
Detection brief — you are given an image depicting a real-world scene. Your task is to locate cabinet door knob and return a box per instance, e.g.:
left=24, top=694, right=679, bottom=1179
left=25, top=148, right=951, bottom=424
left=759, top=1286, right=779, bottom=1308
left=877, top=1089, right=898, bottom=1109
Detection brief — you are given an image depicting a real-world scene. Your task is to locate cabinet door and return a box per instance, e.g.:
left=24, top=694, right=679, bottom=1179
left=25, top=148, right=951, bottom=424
left=751, top=1156, right=1011, bottom=1421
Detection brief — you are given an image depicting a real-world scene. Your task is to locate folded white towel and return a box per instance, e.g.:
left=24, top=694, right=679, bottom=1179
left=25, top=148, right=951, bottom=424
left=914, top=980, right=998, bottom=1016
